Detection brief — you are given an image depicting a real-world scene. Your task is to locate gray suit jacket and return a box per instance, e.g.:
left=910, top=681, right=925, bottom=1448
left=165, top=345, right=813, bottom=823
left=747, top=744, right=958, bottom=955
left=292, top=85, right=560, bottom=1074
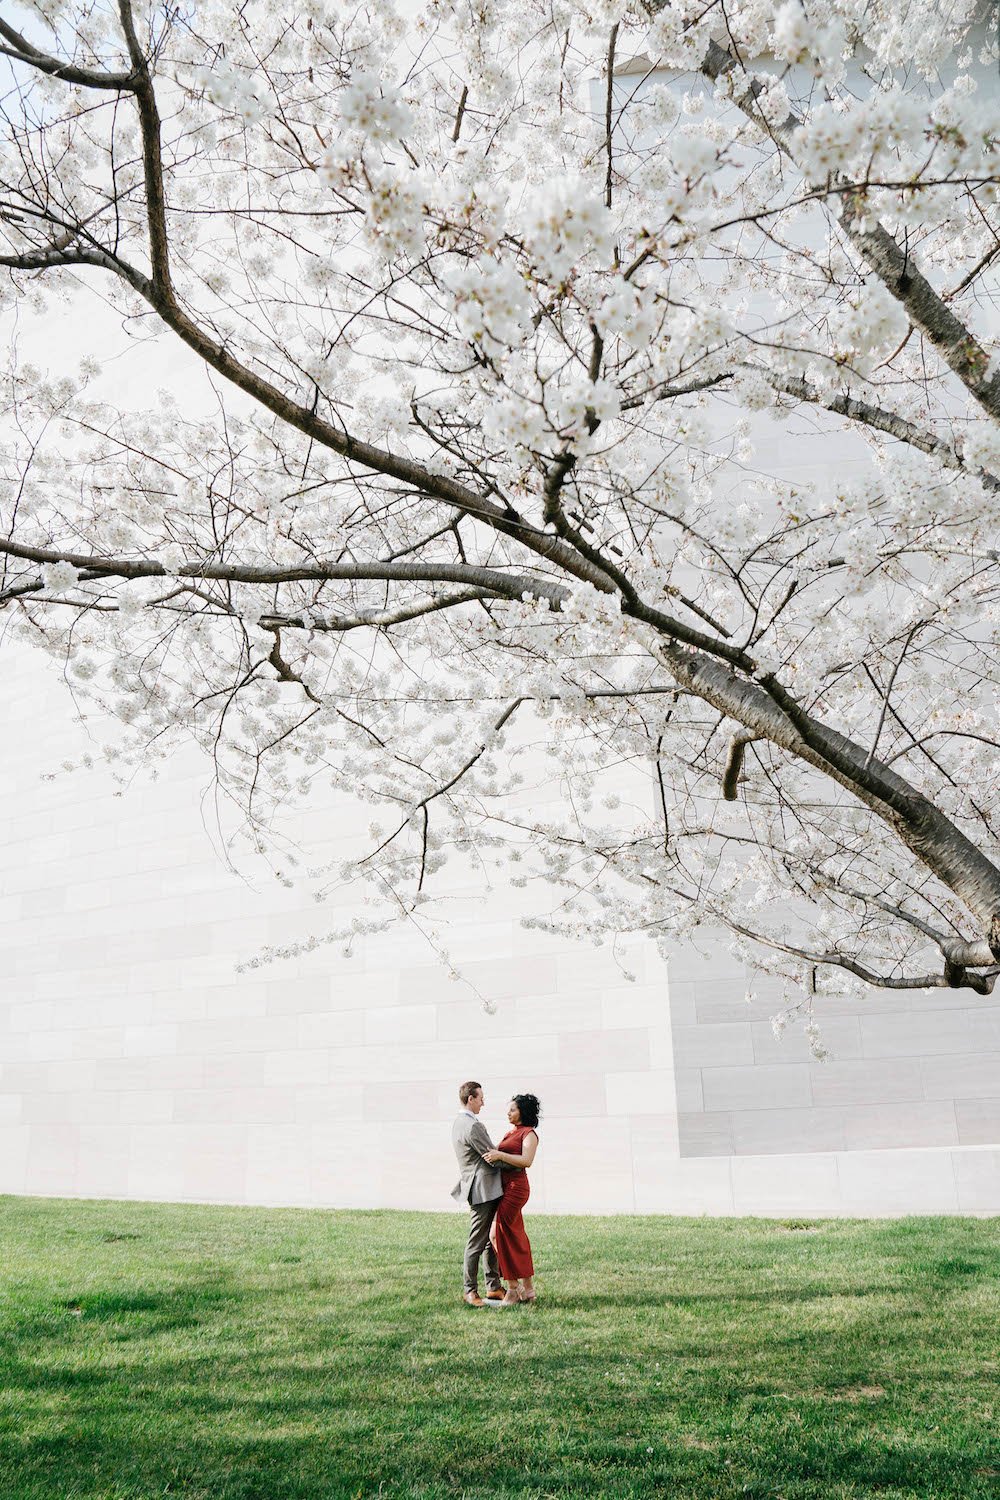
left=451, top=1112, right=503, bottom=1205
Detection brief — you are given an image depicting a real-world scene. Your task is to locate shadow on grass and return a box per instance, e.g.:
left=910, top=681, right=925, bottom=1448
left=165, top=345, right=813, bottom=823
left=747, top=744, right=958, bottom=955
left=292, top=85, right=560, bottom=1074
left=1, top=1245, right=999, bottom=1498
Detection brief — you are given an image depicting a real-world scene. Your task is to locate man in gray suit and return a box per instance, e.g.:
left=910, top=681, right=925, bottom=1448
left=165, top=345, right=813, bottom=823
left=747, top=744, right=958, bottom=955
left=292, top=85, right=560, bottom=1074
left=451, top=1080, right=505, bottom=1306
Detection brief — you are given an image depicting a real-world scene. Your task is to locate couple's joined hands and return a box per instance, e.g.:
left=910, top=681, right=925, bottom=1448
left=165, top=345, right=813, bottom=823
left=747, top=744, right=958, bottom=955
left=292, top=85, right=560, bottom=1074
left=483, top=1150, right=501, bottom=1163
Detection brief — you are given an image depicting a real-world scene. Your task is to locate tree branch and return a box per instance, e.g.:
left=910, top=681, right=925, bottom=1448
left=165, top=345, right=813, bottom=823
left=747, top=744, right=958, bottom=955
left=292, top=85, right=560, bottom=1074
left=0, top=537, right=569, bottom=609
left=724, top=915, right=1000, bottom=995
left=702, top=38, right=1000, bottom=423
left=259, top=589, right=497, bottom=632
left=721, top=733, right=754, bottom=800
left=757, top=367, right=1000, bottom=491
left=0, top=19, right=135, bottom=90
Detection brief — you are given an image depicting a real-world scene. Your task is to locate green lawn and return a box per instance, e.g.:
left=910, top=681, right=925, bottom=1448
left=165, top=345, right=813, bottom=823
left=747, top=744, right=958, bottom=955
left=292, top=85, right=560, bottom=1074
left=2, top=1198, right=999, bottom=1499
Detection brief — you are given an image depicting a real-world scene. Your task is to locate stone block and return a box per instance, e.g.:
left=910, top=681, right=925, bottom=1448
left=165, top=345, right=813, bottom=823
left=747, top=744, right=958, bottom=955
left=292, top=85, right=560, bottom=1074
left=436, top=999, right=523, bottom=1041
left=842, top=1100, right=958, bottom=1150
left=296, top=1011, right=365, bottom=1051
left=629, top=1116, right=684, bottom=1210
left=25, top=1124, right=80, bottom=1196
left=405, top=955, right=558, bottom=1006
left=517, top=993, right=605, bottom=1036
left=605, top=1069, right=676, bottom=1116
left=554, top=949, right=628, bottom=994
left=173, top=1088, right=293, bottom=1125
left=540, top=1117, right=634, bottom=1213
left=309, top=1123, right=383, bottom=1207
left=921, top=1053, right=1000, bottom=1100
left=509, top=1072, right=607, bottom=1118
left=197, top=986, right=268, bottom=1021
left=750, top=1017, right=862, bottom=1065
left=119, top=1090, right=174, bottom=1124
left=263, top=1049, right=331, bottom=1088
left=0, top=1127, right=28, bottom=1192
left=380, top=1123, right=454, bottom=1210
left=952, top=1148, right=1000, bottom=1213
left=637, top=1155, right=735, bottom=1215
left=702, top=1063, right=812, bottom=1112
left=600, top=985, right=667, bottom=1031
left=363, top=1004, right=438, bottom=1046
left=9, top=1002, right=53, bottom=1034
left=967, top=1010, right=1000, bottom=1053
left=23, top=1031, right=76, bottom=1063
left=202, top=1053, right=267, bottom=1089
left=678, top=1111, right=733, bottom=1157
left=809, top=1058, right=923, bottom=1107
left=732, top=1106, right=845, bottom=1156
left=559, top=1028, right=650, bottom=1073
left=123, top=1023, right=179, bottom=1058
left=0, top=1096, right=23, bottom=1124
left=362, top=1080, right=442, bottom=1122
left=694, top=995, right=755, bottom=1025
left=672, top=1023, right=754, bottom=1069
left=860, top=1009, right=976, bottom=1059
left=264, top=976, right=334, bottom=1015
left=244, top=1125, right=312, bottom=1204
left=69, top=1027, right=127, bottom=1061
left=74, top=1126, right=130, bottom=1198
left=673, top=1068, right=703, bottom=1111
left=955, top=1099, right=1000, bottom=1146
left=178, top=1125, right=249, bottom=1202
left=295, top=1083, right=365, bottom=1124
left=187, top=1015, right=291, bottom=1056
left=94, top=1054, right=204, bottom=1092
left=22, top=1090, right=120, bottom=1125
left=836, top=1149, right=958, bottom=1214
left=731, top=1153, right=842, bottom=1216
left=670, top=945, right=745, bottom=986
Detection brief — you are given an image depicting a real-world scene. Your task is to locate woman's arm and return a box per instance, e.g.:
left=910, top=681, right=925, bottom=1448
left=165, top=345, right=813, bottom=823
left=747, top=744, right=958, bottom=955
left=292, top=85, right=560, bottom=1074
left=483, top=1132, right=538, bottom=1168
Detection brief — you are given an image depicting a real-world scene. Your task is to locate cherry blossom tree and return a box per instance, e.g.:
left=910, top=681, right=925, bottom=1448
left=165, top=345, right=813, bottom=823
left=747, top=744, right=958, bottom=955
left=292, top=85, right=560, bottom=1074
left=2, top=0, right=1000, bottom=998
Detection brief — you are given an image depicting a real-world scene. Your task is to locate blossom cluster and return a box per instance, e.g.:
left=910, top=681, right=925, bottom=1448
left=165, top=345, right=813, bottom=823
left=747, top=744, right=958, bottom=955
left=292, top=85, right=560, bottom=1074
left=2, top=0, right=1000, bottom=998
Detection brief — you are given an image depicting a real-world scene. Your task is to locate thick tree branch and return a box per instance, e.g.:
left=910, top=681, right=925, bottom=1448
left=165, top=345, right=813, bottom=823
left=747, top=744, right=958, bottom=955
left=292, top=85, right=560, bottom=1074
left=0, top=19, right=135, bottom=90
left=658, top=641, right=1000, bottom=940
left=0, top=537, right=569, bottom=609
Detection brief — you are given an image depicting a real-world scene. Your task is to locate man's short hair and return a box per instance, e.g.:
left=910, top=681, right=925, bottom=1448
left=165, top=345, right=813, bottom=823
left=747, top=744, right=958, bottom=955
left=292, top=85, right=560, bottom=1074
left=459, top=1080, right=482, bottom=1106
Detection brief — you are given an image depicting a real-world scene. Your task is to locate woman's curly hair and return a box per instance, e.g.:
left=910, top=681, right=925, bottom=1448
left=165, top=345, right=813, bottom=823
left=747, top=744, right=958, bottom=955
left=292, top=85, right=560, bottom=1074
left=512, top=1093, right=541, bottom=1128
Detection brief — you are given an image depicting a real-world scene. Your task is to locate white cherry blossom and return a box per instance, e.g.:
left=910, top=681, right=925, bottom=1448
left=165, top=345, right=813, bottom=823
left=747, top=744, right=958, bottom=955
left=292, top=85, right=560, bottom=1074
left=0, top=0, right=999, bottom=1003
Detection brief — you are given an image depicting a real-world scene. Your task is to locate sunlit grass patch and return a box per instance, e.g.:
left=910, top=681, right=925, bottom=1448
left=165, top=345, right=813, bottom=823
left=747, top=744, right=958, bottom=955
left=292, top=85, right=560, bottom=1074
left=2, top=1197, right=1000, bottom=1498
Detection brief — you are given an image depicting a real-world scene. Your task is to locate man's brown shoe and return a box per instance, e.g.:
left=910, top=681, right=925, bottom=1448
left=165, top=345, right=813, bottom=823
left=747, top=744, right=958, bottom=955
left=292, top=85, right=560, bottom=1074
left=463, top=1291, right=485, bottom=1307
left=484, top=1289, right=506, bottom=1300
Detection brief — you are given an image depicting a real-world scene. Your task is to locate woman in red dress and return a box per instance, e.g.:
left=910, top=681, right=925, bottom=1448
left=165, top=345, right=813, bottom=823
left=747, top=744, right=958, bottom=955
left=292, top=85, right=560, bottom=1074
left=483, top=1093, right=541, bottom=1304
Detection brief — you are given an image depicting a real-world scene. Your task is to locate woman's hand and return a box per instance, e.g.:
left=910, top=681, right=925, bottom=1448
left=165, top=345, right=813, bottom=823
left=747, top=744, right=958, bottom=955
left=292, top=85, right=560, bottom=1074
left=483, top=1150, right=501, bottom=1163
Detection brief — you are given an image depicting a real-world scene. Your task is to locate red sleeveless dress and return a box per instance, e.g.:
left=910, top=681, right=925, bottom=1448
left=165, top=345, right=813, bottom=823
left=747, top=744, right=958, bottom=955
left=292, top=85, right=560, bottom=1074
left=493, top=1124, right=536, bottom=1280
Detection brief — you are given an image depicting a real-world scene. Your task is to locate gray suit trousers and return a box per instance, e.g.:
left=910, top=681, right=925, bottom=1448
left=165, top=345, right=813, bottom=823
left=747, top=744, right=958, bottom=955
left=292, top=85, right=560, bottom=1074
left=464, top=1197, right=502, bottom=1294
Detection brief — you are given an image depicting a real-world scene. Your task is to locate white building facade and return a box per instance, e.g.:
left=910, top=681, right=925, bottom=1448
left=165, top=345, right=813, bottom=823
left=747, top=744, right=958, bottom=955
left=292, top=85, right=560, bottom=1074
left=3, top=643, right=1000, bottom=1217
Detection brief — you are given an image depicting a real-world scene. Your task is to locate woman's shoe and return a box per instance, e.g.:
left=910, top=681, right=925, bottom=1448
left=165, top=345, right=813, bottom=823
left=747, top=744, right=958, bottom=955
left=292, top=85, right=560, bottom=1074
left=499, top=1291, right=521, bottom=1305
left=518, top=1288, right=537, bottom=1303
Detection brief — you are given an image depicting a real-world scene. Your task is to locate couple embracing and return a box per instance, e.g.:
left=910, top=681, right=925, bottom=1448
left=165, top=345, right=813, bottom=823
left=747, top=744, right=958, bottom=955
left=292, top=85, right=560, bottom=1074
left=451, top=1080, right=541, bottom=1307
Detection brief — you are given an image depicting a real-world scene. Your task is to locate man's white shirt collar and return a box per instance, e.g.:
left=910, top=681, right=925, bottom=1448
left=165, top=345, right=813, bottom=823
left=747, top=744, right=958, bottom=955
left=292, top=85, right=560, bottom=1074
left=461, top=1107, right=478, bottom=1117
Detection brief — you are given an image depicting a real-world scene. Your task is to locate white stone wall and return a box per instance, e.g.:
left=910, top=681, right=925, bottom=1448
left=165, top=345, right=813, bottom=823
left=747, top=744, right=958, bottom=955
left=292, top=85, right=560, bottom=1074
left=0, top=642, right=679, bottom=1214
left=2, top=640, right=1000, bottom=1216
left=666, top=947, right=1000, bottom=1214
